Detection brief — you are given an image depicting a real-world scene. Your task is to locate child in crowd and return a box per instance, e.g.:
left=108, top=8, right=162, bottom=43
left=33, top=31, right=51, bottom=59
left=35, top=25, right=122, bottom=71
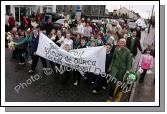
left=73, top=33, right=81, bottom=49
left=55, top=30, right=64, bottom=47
left=60, top=32, right=73, bottom=50
left=73, top=37, right=87, bottom=86
left=92, top=44, right=113, bottom=94
left=86, top=36, right=98, bottom=46
left=48, top=29, right=57, bottom=67
left=12, top=33, right=19, bottom=59
left=61, top=43, right=71, bottom=84
left=16, top=31, right=28, bottom=64
left=86, top=40, right=97, bottom=84
left=138, top=47, right=154, bottom=83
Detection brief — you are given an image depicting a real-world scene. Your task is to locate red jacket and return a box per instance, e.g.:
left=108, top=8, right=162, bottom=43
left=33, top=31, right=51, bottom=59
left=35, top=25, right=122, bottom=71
left=8, top=17, right=15, bottom=27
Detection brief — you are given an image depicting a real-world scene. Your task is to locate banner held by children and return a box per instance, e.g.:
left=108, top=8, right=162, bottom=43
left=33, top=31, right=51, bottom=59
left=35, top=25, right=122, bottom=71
left=36, top=32, right=106, bottom=74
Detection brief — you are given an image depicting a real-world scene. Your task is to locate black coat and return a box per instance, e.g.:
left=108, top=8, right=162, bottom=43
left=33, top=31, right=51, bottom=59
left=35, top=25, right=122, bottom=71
left=126, top=37, right=142, bottom=56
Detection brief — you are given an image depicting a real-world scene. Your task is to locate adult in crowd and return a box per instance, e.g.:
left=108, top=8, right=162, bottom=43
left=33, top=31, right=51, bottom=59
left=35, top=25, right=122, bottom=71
left=126, top=29, right=143, bottom=58
left=43, top=18, right=55, bottom=35
left=77, top=20, right=84, bottom=35
left=28, top=28, right=47, bottom=73
left=107, top=38, right=132, bottom=102
left=55, top=30, right=65, bottom=47
left=8, top=13, right=15, bottom=31
left=83, top=22, right=92, bottom=38
left=73, top=33, right=81, bottom=49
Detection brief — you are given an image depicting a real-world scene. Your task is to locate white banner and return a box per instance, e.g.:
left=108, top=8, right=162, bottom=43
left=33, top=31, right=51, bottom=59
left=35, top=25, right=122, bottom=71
left=36, top=32, right=106, bottom=74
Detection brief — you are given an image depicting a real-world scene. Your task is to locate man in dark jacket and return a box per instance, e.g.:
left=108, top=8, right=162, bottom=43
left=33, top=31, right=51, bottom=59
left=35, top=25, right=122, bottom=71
left=126, top=29, right=143, bottom=57
left=28, top=29, right=47, bottom=73
left=43, top=19, right=55, bottom=35
left=73, top=37, right=87, bottom=86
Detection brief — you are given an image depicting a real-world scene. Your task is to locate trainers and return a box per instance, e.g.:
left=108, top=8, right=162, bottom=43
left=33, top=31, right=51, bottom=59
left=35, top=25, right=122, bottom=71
left=92, top=90, right=97, bottom=94
left=19, top=62, right=22, bottom=65
left=42, top=68, right=47, bottom=70
left=28, top=70, right=35, bottom=73
left=91, top=81, right=95, bottom=84
left=21, top=63, right=25, bottom=65
left=27, top=60, right=32, bottom=64
left=73, top=82, right=78, bottom=86
left=102, top=86, right=106, bottom=90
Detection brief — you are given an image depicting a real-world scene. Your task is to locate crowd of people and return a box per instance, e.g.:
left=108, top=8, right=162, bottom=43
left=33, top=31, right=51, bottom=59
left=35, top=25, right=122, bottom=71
left=5, top=12, right=154, bottom=102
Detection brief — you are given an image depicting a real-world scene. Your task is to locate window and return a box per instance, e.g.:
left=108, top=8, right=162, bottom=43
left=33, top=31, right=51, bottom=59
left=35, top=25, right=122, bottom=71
left=43, top=5, right=53, bottom=13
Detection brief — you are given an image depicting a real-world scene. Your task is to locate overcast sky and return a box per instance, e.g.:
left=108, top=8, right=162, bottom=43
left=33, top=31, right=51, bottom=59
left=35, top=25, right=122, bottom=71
left=106, top=5, right=154, bottom=19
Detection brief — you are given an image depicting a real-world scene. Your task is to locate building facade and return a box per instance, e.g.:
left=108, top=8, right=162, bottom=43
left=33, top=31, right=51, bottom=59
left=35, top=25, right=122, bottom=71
left=56, top=5, right=75, bottom=14
left=6, top=5, right=106, bottom=23
left=81, top=5, right=106, bottom=18
left=113, top=7, right=138, bottom=20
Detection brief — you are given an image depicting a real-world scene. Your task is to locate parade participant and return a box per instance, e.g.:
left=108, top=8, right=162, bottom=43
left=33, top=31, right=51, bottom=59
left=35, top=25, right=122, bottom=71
left=90, top=40, right=96, bottom=47
left=61, top=43, right=71, bottom=84
left=86, top=36, right=98, bottom=46
left=5, top=14, right=9, bottom=32
left=126, top=29, right=143, bottom=58
left=44, top=18, right=55, bottom=35
left=87, top=40, right=97, bottom=84
left=55, top=30, right=64, bottom=47
left=8, top=13, right=15, bottom=31
left=31, top=17, right=39, bottom=29
left=107, top=38, right=132, bottom=102
left=81, top=18, right=86, bottom=27
left=106, top=19, right=112, bottom=33
left=97, top=39, right=104, bottom=46
left=73, top=37, right=87, bottom=86
left=64, top=20, right=69, bottom=29
left=48, top=29, right=57, bottom=67
left=103, top=31, right=111, bottom=45
left=12, top=32, right=19, bottom=59
left=48, top=29, right=56, bottom=41
left=73, top=33, right=81, bottom=49
left=136, top=26, right=141, bottom=40
left=28, top=28, right=47, bottom=73
left=106, top=36, right=116, bottom=53
left=92, top=44, right=113, bottom=94
left=77, top=20, right=84, bottom=35
left=15, top=31, right=28, bottom=64
left=83, top=22, right=92, bottom=38
left=60, top=32, right=73, bottom=49
left=138, top=47, right=153, bottom=83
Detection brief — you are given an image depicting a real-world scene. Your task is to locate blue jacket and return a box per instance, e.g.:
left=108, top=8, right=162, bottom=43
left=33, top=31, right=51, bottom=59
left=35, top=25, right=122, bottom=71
left=30, top=34, right=39, bottom=54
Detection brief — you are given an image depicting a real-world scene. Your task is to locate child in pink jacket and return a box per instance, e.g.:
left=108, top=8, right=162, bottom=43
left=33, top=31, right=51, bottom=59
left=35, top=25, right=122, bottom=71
left=139, top=48, right=154, bottom=83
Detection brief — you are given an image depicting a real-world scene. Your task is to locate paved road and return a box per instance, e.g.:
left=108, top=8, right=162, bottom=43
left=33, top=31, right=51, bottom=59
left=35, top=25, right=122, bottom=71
left=6, top=48, right=110, bottom=102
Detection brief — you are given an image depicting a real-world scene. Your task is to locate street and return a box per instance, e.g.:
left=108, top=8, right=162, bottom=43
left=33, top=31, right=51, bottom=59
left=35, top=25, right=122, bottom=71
left=6, top=48, right=110, bottom=102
